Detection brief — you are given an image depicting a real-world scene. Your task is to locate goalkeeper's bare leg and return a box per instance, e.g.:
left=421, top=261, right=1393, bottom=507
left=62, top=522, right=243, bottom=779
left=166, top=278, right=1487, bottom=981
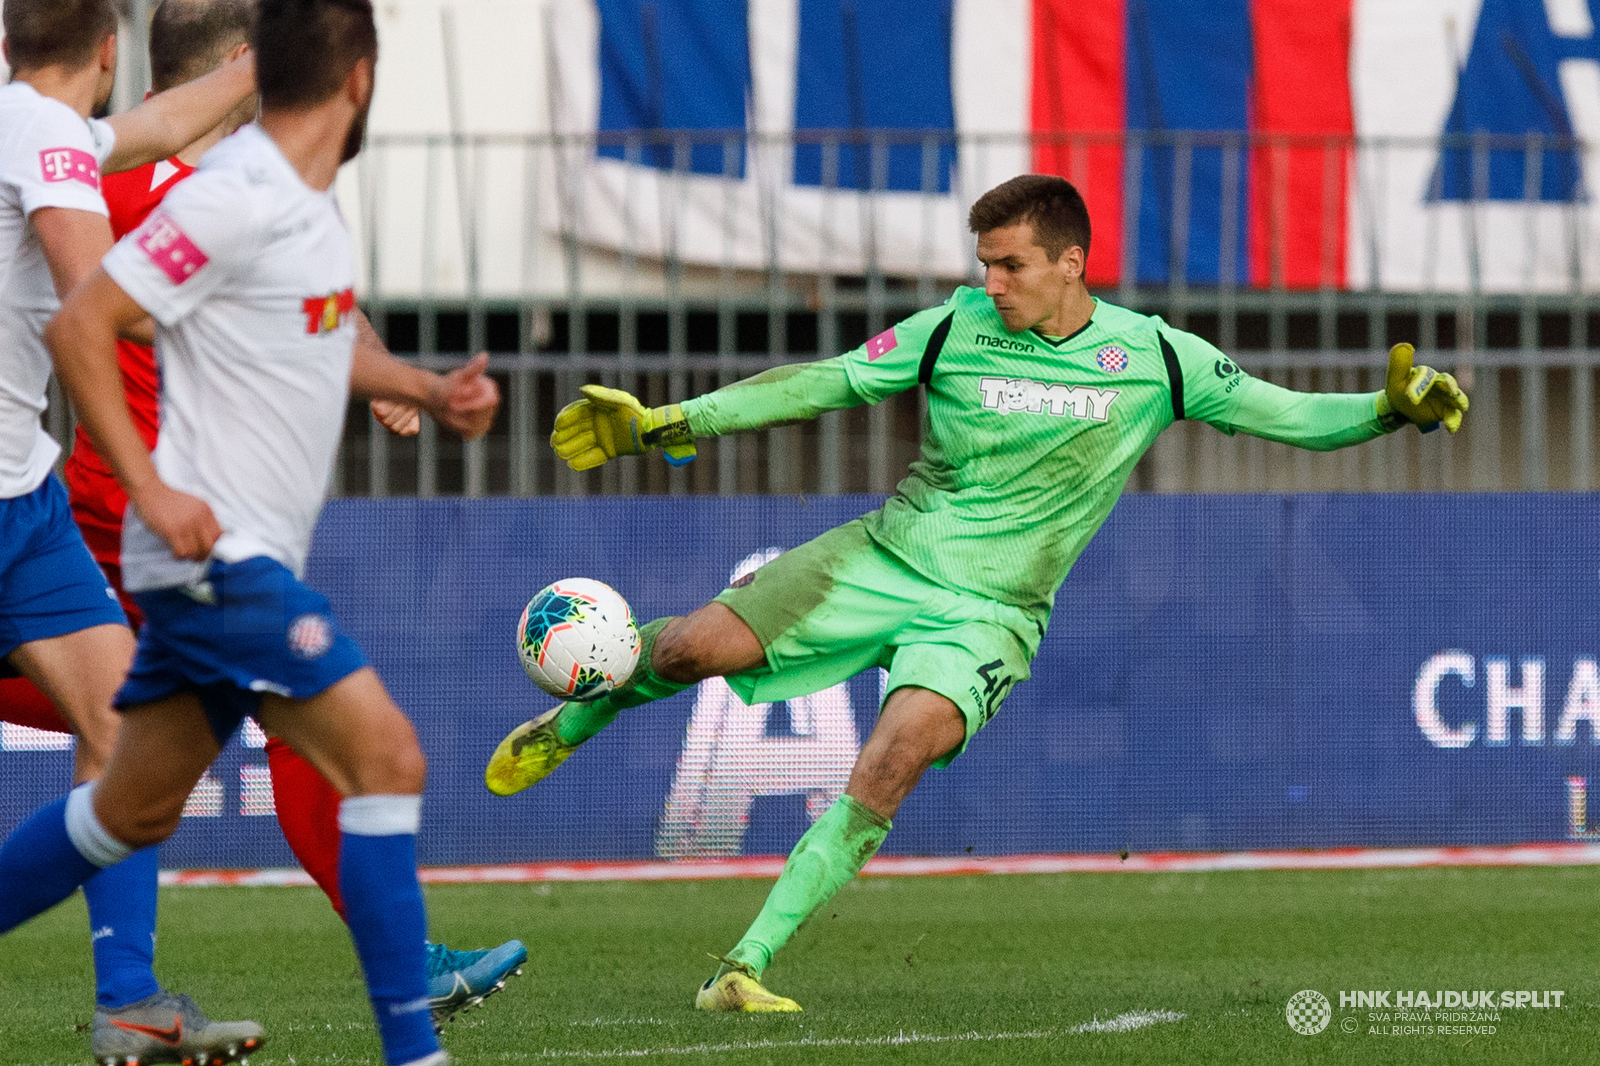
left=697, top=684, right=962, bottom=1011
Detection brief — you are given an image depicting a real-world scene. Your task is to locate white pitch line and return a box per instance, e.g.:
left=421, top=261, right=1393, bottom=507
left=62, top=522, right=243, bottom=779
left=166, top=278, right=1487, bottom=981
left=1069, top=1010, right=1187, bottom=1033
left=486, top=1012, right=1185, bottom=1060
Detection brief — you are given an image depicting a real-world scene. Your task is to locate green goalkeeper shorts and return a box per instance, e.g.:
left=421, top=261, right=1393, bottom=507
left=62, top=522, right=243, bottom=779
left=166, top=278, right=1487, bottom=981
left=714, top=519, right=1037, bottom=767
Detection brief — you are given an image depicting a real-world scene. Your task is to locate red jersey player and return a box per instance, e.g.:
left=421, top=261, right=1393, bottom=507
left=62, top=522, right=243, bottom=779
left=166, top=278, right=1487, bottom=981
left=0, top=0, right=525, bottom=1025
left=64, top=143, right=187, bottom=617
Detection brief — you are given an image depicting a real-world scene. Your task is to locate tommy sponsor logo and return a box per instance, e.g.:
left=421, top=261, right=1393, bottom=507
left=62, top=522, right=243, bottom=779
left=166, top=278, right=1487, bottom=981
left=39, top=147, right=99, bottom=189
left=302, top=288, right=356, bottom=334
left=979, top=376, right=1120, bottom=422
left=137, top=212, right=209, bottom=285
left=865, top=326, right=898, bottom=361
left=286, top=614, right=334, bottom=660
left=976, top=332, right=1035, bottom=353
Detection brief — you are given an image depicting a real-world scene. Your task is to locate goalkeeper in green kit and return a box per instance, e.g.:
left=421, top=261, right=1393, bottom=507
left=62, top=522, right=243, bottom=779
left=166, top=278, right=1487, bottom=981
left=485, top=175, right=1468, bottom=1011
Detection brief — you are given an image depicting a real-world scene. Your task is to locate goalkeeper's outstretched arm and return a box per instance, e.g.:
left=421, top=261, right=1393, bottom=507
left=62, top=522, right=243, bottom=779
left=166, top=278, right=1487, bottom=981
left=1220, top=378, right=1390, bottom=452
left=551, top=357, right=868, bottom=471
left=553, top=295, right=958, bottom=470
left=680, top=358, right=865, bottom=434
left=1177, top=330, right=1468, bottom=451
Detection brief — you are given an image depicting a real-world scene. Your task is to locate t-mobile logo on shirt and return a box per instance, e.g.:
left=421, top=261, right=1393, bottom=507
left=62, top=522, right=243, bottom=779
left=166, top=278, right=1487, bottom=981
left=979, top=376, right=1119, bottom=423
left=865, top=327, right=897, bottom=361
left=136, top=212, right=209, bottom=284
left=39, top=147, right=99, bottom=189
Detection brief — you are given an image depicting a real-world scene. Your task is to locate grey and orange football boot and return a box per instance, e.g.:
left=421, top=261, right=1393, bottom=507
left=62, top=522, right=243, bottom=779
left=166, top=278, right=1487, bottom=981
left=91, top=989, right=264, bottom=1064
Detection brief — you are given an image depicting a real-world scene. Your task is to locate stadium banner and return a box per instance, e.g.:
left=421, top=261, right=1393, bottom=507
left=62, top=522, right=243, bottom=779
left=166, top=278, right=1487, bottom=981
left=348, top=0, right=1600, bottom=295
left=2, top=494, right=1597, bottom=870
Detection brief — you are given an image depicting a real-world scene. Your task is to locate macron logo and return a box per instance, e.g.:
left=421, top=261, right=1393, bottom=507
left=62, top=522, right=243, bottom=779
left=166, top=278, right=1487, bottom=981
left=975, top=333, right=1035, bottom=353
left=39, top=147, right=99, bottom=190
left=137, top=212, right=209, bottom=285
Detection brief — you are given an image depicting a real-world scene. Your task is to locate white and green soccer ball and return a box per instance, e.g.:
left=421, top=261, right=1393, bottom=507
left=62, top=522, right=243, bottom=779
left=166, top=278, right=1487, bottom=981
left=516, top=578, right=640, bottom=701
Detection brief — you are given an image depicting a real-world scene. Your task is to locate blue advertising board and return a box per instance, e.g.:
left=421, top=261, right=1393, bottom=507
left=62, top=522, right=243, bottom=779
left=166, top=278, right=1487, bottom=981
left=2, top=494, right=1596, bottom=869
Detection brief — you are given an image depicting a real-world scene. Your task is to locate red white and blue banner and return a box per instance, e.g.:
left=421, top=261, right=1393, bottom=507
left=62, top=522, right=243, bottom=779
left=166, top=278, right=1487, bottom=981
left=353, top=0, right=1600, bottom=294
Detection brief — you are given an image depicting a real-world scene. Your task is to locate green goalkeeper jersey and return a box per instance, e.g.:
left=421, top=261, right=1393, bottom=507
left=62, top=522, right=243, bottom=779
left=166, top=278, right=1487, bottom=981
left=682, top=287, right=1389, bottom=631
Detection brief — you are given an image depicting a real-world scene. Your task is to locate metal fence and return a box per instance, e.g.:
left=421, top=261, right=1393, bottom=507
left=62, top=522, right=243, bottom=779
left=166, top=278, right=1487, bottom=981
left=47, top=128, right=1600, bottom=495
left=289, top=345, right=1593, bottom=500
left=48, top=344, right=1594, bottom=497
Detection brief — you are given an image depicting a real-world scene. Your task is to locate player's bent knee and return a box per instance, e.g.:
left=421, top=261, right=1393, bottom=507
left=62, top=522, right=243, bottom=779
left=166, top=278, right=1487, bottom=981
left=849, top=734, right=943, bottom=805
left=58, top=702, right=122, bottom=750
left=101, top=796, right=187, bottom=849
left=354, top=739, right=427, bottom=796
left=127, top=812, right=183, bottom=848
left=856, top=744, right=937, bottom=793
left=846, top=688, right=967, bottom=814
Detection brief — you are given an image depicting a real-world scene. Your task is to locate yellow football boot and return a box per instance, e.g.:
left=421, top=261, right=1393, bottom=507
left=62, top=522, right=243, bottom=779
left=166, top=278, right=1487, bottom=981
left=695, top=958, right=802, bottom=1013
left=485, top=706, right=579, bottom=796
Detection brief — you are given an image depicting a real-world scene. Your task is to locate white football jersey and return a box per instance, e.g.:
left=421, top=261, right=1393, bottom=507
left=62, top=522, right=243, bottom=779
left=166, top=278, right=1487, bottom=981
left=104, top=125, right=357, bottom=592
left=0, top=83, right=115, bottom=498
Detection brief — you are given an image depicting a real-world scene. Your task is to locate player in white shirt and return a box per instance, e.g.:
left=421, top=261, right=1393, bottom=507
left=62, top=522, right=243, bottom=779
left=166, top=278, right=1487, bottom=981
left=0, top=1, right=264, bottom=1062
left=24, top=3, right=497, bottom=1065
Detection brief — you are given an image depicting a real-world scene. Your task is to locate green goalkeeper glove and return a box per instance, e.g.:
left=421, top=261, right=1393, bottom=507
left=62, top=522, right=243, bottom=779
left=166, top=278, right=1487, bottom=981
left=1377, top=343, right=1469, bottom=434
left=550, top=384, right=697, bottom=471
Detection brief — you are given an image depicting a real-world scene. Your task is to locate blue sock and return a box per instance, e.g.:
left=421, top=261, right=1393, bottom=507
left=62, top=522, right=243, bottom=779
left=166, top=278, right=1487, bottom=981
left=0, top=797, right=99, bottom=934
left=339, top=796, right=436, bottom=1065
left=84, top=847, right=162, bottom=1008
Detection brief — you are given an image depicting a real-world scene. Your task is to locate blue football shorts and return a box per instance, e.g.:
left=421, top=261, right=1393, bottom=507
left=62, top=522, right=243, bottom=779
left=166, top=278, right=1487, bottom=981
left=0, top=474, right=127, bottom=670
left=117, top=556, right=367, bottom=745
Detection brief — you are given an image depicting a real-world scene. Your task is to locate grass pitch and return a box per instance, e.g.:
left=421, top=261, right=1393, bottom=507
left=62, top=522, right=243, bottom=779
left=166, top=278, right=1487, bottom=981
left=2, top=865, right=1596, bottom=1065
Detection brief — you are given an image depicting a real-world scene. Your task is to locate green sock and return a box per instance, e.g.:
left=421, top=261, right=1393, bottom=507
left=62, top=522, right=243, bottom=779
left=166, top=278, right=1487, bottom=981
left=724, top=794, right=891, bottom=978
left=554, top=618, right=690, bottom=744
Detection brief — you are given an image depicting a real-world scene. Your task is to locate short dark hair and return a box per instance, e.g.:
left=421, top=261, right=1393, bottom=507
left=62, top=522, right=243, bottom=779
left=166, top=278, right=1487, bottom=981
left=149, top=0, right=255, bottom=92
left=967, top=174, right=1092, bottom=263
left=254, top=0, right=378, bottom=110
left=4, top=0, right=121, bottom=71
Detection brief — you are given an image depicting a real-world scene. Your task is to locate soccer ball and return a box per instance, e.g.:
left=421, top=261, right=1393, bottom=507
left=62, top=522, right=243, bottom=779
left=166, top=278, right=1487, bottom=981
left=516, top=578, right=640, bottom=701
